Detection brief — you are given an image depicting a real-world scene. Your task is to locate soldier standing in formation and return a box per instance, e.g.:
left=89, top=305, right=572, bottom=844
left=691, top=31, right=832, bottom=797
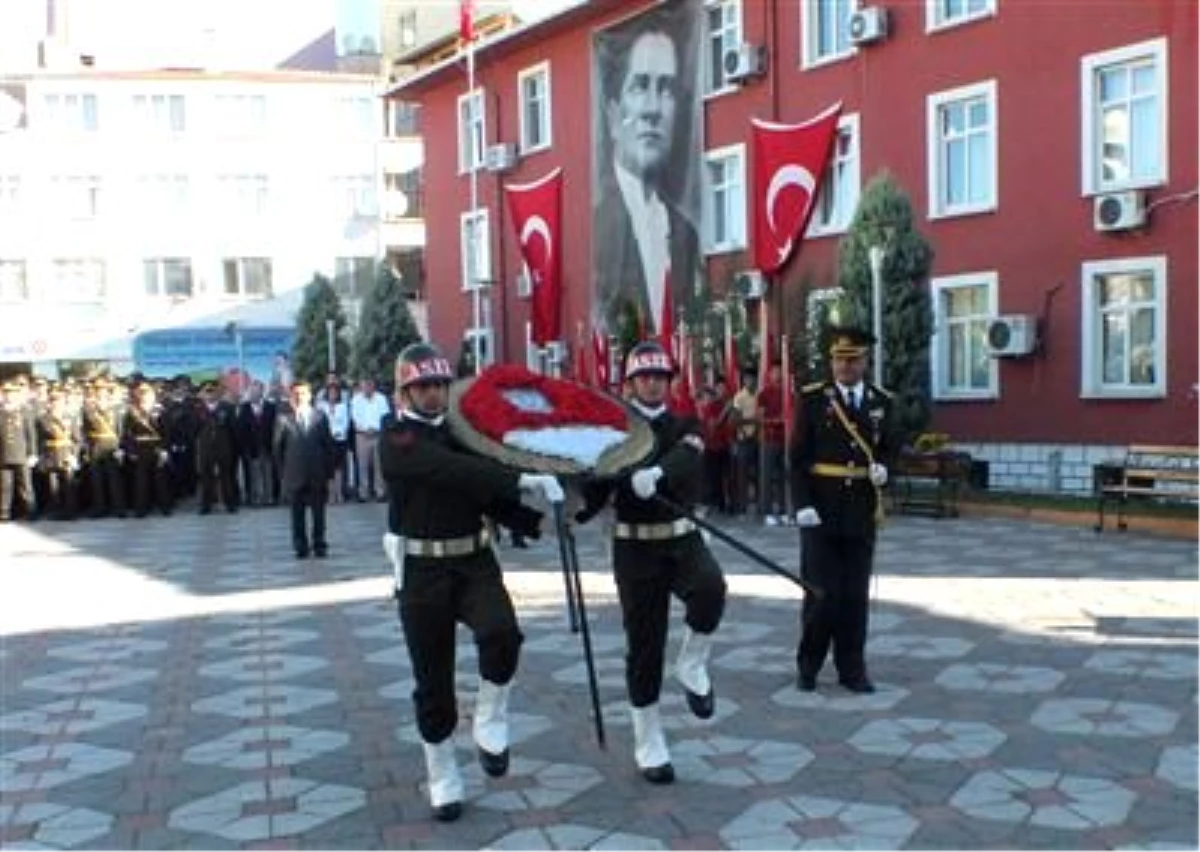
left=82, top=378, right=127, bottom=518
left=576, top=340, right=728, bottom=785
left=122, top=383, right=172, bottom=517
left=35, top=388, right=81, bottom=521
left=0, top=379, right=37, bottom=521
left=195, top=382, right=240, bottom=514
left=792, top=326, right=897, bottom=694
left=379, top=342, right=565, bottom=823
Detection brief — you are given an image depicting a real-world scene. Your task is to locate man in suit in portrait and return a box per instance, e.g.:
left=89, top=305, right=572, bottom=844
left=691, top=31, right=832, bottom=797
left=274, top=381, right=336, bottom=559
left=593, top=14, right=700, bottom=340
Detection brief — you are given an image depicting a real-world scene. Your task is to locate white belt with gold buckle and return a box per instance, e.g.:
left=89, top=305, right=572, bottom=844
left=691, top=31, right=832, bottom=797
left=613, top=519, right=696, bottom=541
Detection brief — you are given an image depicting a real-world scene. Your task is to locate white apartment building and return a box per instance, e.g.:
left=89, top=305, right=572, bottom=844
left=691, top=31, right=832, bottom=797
left=0, top=68, right=390, bottom=380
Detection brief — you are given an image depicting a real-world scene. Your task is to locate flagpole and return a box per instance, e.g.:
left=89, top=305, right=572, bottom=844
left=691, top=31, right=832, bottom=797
left=468, top=32, right=483, bottom=375
left=757, top=284, right=770, bottom=519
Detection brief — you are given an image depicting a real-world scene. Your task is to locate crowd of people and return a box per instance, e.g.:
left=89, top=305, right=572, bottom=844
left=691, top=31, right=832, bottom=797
left=0, top=369, right=401, bottom=524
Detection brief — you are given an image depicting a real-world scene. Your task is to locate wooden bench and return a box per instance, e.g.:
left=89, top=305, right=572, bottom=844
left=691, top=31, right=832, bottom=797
left=891, top=450, right=972, bottom=519
left=1094, top=445, right=1199, bottom=532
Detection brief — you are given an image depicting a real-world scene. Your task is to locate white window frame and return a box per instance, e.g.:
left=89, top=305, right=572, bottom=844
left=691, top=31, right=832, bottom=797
left=925, top=0, right=996, bottom=33
left=930, top=272, right=999, bottom=401
left=51, top=175, right=102, bottom=220
left=927, top=79, right=998, bottom=219
left=215, top=94, right=267, bottom=135
left=334, top=256, right=375, bottom=300
left=464, top=327, right=494, bottom=370
left=50, top=258, right=105, bottom=302
left=222, top=257, right=274, bottom=299
left=704, top=0, right=743, bottom=97
left=517, top=61, right=552, bottom=154
left=460, top=209, right=491, bottom=291
left=133, top=93, right=186, bottom=134
left=0, top=259, right=28, bottom=301
left=138, top=174, right=189, bottom=217
left=1080, top=255, right=1167, bottom=399
left=143, top=258, right=194, bottom=299
left=808, top=112, right=860, bottom=237
left=0, top=175, right=20, bottom=218
left=801, top=0, right=854, bottom=70
left=703, top=143, right=746, bottom=255
left=333, top=175, right=376, bottom=219
left=219, top=174, right=269, bottom=217
left=457, top=88, right=486, bottom=174
left=1080, top=37, right=1168, bottom=195
left=42, top=92, right=98, bottom=132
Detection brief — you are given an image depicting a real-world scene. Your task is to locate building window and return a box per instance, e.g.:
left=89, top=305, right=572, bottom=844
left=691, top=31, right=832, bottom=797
left=802, top=0, right=852, bottom=68
left=334, top=257, right=374, bottom=300
left=133, top=94, right=185, bottom=133
left=333, top=175, right=376, bottom=218
left=930, top=272, right=998, bottom=399
left=464, top=327, right=494, bottom=370
left=460, top=209, right=491, bottom=290
left=705, top=0, right=742, bottom=94
left=50, top=259, right=105, bottom=301
left=219, top=174, right=269, bottom=217
left=809, top=113, right=860, bottom=236
left=1081, top=256, right=1166, bottom=398
left=1081, top=38, right=1167, bottom=194
left=138, top=174, right=188, bottom=216
left=52, top=175, right=102, bottom=219
left=927, top=79, right=997, bottom=218
left=927, top=0, right=995, bottom=31
left=0, top=260, right=27, bottom=301
left=215, top=94, right=266, bottom=134
left=457, top=89, right=485, bottom=173
left=143, top=258, right=194, bottom=298
left=42, top=93, right=98, bottom=132
left=704, top=144, right=746, bottom=254
left=517, top=62, right=551, bottom=153
left=384, top=171, right=423, bottom=218
left=0, top=175, right=19, bottom=218
left=397, top=10, right=418, bottom=48
left=388, top=247, right=424, bottom=298
left=336, top=95, right=376, bottom=137
left=389, top=101, right=420, bottom=137
left=223, top=258, right=273, bottom=299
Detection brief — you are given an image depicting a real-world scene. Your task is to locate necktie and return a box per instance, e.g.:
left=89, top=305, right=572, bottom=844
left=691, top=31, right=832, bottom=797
left=847, top=389, right=858, bottom=411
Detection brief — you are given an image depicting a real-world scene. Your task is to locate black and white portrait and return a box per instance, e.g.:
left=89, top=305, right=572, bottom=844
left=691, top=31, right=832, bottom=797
left=591, top=0, right=704, bottom=341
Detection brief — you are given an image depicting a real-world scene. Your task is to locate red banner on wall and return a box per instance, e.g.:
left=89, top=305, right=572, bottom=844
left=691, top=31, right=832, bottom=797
left=505, top=168, right=563, bottom=347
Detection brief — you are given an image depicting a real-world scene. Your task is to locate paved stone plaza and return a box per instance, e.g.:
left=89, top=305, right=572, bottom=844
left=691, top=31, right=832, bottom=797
left=1, top=505, right=1196, bottom=850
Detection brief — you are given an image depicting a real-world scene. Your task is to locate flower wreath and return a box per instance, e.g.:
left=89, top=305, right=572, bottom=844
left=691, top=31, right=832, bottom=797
left=459, top=364, right=628, bottom=443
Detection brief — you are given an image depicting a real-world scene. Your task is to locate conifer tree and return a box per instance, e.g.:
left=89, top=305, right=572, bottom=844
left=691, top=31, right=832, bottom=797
left=292, top=273, right=349, bottom=387
left=352, top=263, right=421, bottom=385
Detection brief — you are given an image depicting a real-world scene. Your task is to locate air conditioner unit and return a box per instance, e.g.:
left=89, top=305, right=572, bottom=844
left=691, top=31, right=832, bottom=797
left=986, top=315, right=1038, bottom=357
left=732, top=270, right=767, bottom=300
left=722, top=42, right=766, bottom=84
left=1093, top=190, right=1146, bottom=232
left=848, top=6, right=889, bottom=45
left=484, top=143, right=517, bottom=173
left=515, top=269, right=532, bottom=298
left=544, top=341, right=566, bottom=362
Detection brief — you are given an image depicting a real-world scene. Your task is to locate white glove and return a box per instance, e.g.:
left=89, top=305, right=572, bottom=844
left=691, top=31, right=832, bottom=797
left=114, top=448, right=125, bottom=463
left=869, top=463, right=888, bottom=486
left=631, top=466, right=664, bottom=500
left=518, top=473, right=565, bottom=504
left=26, top=455, right=38, bottom=468
left=157, top=449, right=169, bottom=466
left=382, top=532, right=404, bottom=585
left=796, top=507, right=822, bottom=527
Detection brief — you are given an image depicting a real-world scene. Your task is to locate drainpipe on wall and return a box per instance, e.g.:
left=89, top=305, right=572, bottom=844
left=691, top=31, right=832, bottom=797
left=493, top=88, right=510, bottom=364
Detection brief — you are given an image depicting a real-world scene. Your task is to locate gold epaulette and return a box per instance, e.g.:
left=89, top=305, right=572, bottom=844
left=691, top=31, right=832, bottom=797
left=869, top=383, right=893, bottom=399
left=801, top=381, right=826, bottom=394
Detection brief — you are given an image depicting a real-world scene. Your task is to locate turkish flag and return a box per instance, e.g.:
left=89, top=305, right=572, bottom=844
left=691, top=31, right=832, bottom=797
left=459, top=0, right=476, bottom=43
left=505, top=168, right=562, bottom=346
left=751, top=102, right=843, bottom=274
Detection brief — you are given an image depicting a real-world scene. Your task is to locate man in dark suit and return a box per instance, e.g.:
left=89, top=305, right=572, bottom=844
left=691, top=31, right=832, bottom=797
left=236, top=380, right=277, bottom=507
left=274, top=381, right=335, bottom=559
left=593, top=18, right=699, bottom=338
left=195, top=382, right=239, bottom=514
left=790, top=327, right=898, bottom=695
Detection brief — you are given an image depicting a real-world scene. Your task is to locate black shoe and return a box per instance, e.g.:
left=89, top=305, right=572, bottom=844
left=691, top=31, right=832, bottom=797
left=684, top=687, right=714, bottom=719
left=478, top=746, right=509, bottom=777
left=431, top=801, right=463, bottom=822
left=295, top=549, right=309, bottom=559
left=314, top=548, right=328, bottom=559
left=839, top=676, right=876, bottom=694
left=199, top=506, right=211, bottom=515
left=797, top=673, right=817, bottom=692
left=641, top=763, right=675, bottom=785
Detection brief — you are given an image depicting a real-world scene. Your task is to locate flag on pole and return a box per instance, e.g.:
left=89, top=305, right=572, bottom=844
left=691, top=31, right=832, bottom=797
left=750, top=102, right=843, bottom=274
left=459, top=0, right=477, bottom=44
left=505, top=168, right=563, bottom=346
left=781, top=333, right=794, bottom=450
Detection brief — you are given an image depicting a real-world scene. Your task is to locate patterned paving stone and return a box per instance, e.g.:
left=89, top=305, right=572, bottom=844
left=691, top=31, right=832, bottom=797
left=1031, top=698, right=1180, bottom=738
left=190, top=684, right=339, bottom=718
left=471, top=756, right=604, bottom=812
left=950, top=768, right=1137, bottom=829
left=674, top=735, right=814, bottom=786
left=203, top=627, right=321, bottom=653
left=485, top=825, right=667, bottom=850
left=197, top=653, right=328, bottom=683
left=714, top=643, right=795, bottom=675
left=0, top=698, right=147, bottom=736
left=1154, top=744, right=1198, bottom=791
left=0, top=743, right=133, bottom=792
left=167, top=777, right=366, bottom=842
left=849, top=717, right=1007, bottom=761
left=0, top=802, right=113, bottom=849
left=21, top=665, right=157, bottom=694
left=720, top=794, right=919, bottom=849
left=182, top=724, right=350, bottom=769
left=393, top=712, right=555, bottom=749
left=1084, top=649, right=1198, bottom=680
left=771, top=681, right=911, bottom=712
left=868, top=633, right=976, bottom=659
left=45, top=637, right=169, bottom=663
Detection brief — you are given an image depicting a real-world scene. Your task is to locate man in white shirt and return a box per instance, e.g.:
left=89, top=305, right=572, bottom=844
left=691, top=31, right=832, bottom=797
left=350, top=378, right=391, bottom=501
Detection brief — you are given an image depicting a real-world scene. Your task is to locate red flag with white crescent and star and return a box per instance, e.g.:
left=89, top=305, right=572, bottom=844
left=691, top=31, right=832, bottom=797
left=750, top=102, right=843, bottom=274
left=459, top=0, right=477, bottom=44
left=505, top=168, right=563, bottom=346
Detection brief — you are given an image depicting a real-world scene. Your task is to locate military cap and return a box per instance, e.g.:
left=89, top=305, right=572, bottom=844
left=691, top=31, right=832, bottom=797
left=828, top=326, right=876, bottom=359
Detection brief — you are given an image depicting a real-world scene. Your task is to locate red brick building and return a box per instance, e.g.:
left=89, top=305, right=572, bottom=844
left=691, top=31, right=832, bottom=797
left=388, top=0, right=1197, bottom=493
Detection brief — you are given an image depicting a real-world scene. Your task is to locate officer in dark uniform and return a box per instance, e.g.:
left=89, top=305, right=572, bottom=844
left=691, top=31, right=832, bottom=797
left=195, top=382, right=239, bottom=513
left=0, top=379, right=38, bottom=521
left=122, top=383, right=173, bottom=517
left=575, top=340, right=728, bottom=785
left=791, top=326, right=896, bottom=694
left=379, top=342, right=564, bottom=823
left=163, top=377, right=199, bottom=501
left=36, top=387, right=81, bottom=520
left=82, top=379, right=127, bottom=518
